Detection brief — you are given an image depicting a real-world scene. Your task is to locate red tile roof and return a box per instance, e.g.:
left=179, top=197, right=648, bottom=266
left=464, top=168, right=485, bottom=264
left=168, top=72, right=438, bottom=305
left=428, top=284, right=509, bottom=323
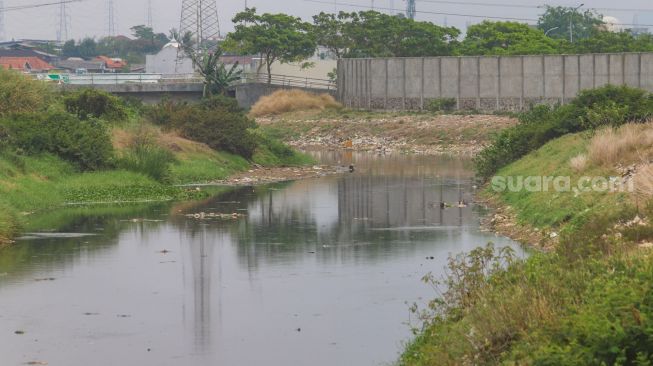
left=0, top=56, right=53, bottom=71
left=95, top=56, right=128, bottom=69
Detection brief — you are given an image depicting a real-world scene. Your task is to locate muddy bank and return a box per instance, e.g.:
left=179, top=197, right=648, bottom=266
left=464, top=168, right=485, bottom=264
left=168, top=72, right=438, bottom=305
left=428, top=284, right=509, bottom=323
left=478, top=197, right=557, bottom=251
left=208, top=164, right=347, bottom=186
left=258, top=112, right=517, bottom=155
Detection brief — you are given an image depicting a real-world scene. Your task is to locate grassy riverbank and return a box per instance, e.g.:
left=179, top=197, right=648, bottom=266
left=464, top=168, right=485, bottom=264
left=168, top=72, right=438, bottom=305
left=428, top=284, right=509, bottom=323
left=401, top=87, right=653, bottom=365
left=0, top=70, right=312, bottom=245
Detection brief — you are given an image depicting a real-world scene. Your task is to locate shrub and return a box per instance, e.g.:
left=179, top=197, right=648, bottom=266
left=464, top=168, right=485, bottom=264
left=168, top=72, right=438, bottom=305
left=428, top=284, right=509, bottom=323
left=426, top=98, right=457, bottom=113
left=475, top=86, right=653, bottom=180
left=63, top=89, right=128, bottom=122
left=249, top=89, right=341, bottom=117
left=116, top=144, right=176, bottom=183
left=171, top=96, right=258, bottom=158
left=1, top=111, right=113, bottom=170
left=0, top=68, right=53, bottom=116
left=144, top=98, right=184, bottom=126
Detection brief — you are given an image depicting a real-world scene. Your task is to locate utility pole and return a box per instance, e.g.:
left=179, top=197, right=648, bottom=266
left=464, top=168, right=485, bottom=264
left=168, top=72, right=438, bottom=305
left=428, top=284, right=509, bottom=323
left=570, top=3, right=584, bottom=43
left=179, top=0, right=221, bottom=48
left=406, top=0, right=416, bottom=19
left=147, top=0, right=153, bottom=28
left=0, top=0, right=5, bottom=42
left=57, top=2, right=70, bottom=42
left=106, top=0, right=116, bottom=36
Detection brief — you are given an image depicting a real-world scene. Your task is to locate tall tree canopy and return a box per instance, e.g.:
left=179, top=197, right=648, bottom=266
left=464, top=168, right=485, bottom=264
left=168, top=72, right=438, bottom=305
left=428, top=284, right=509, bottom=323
left=568, top=29, right=653, bottom=54
left=313, top=11, right=459, bottom=58
left=225, top=8, right=316, bottom=83
left=537, top=6, right=604, bottom=42
left=460, top=21, right=561, bottom=55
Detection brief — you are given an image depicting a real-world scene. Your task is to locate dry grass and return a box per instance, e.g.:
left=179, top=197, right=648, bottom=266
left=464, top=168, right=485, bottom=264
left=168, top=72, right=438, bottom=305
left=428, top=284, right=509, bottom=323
left=112, top=124, right=215, bottom=156
left=569, top=153, right=588, bottom=173
left=635, top=164, right=653, bottom=198
left=249, top=89, right=341, bottom=117
left=588, top=123, right=653, bottom=167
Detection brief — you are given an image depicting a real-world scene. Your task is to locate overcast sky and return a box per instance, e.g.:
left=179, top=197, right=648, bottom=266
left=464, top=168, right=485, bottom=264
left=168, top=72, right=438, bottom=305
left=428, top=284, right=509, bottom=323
left=2, top=0, right=653, bottom=41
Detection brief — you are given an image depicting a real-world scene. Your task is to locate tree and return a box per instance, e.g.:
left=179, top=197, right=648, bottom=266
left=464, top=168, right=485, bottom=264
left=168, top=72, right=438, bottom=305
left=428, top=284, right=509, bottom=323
left=225, top=8, right=316, bottom=83
left=78, top=38, right=98, bottom=58
left=62, top=40, right=79, bottom=58
left=537, top=6, right=603, bottom=42
left=175, top=31, right=242, bottom=98
left=338, top=11, right=459, bottom=58
left=460, top=21, right=561, bottom=55
left=312, top=12, right=351, bottom=59
left=569, top=29, right=653, bottom=53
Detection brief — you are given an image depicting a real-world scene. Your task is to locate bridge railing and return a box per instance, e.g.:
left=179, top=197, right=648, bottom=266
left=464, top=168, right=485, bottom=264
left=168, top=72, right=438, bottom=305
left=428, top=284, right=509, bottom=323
left=38, top=72, right=336, bottom=90
left=239, top=73, right=336, bottom=90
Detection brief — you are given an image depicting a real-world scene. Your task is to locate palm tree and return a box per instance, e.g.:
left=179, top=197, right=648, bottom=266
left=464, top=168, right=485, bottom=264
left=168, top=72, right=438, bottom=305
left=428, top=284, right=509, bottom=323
left=173, top=31, right=243, bottom=98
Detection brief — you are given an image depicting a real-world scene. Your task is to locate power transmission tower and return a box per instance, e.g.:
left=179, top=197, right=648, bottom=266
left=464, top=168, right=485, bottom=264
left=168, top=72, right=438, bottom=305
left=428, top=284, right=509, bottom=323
left=105, top=0, right=116, bottom=36
left=57, top=2, right=70, bottom=42
left=147, top=0, right=153, bottom=28
left=179, top=0, right=221, bottom=48
left=0, top=0, right=5, bottom=41
left=406, top=0, right=416, bottom=19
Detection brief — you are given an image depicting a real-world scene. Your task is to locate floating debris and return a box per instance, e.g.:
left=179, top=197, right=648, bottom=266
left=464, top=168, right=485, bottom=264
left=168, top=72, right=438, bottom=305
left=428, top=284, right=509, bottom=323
left=25, top=361, right=48, bottom=365
left=17, top=233, right=97, bottom=240
left=14, top=330, right=25, bottom=335
left=34, top=278, right=56, bottom=282
left=185, top=212, right=246, bottom=220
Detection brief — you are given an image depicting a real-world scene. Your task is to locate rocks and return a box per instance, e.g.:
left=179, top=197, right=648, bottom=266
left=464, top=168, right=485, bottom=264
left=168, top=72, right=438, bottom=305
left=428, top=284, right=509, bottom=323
left=213, top=165, right=341, bottom=186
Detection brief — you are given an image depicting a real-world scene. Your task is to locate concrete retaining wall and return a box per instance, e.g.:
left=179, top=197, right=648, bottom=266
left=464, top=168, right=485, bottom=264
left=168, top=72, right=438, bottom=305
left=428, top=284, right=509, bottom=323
left=337, top=53, right=653, bottom=111
left=231, top=83, right=337, bottom=110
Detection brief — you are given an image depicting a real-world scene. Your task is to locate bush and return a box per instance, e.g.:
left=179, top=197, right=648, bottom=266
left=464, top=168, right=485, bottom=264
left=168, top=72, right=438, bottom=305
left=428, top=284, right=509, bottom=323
left=1, top=111, right=113, bottom=170
left=426, top=98, right=457, bottom=113
left=249, top=89, right=341, bottom=117
left=144, top=97, right=183, bottom=126
left=116, top=144, right=176, bottom=183
left=63, top=89, right=128, bottom=122
left=475, top=85, right=653, bottom=180
left=156, top=96, right=258, bottom=158
left=0, top=68, right=53, bottom=116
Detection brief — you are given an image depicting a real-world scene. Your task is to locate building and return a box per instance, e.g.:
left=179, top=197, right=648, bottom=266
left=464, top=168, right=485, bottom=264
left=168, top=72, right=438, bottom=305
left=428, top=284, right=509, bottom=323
left=95, top=56, right=128, bottom=72
left=55, top=58, right=107, bottom=73
left=146, top=42, right=194, bottom=74
left=0, top=56, right=53, bottom=72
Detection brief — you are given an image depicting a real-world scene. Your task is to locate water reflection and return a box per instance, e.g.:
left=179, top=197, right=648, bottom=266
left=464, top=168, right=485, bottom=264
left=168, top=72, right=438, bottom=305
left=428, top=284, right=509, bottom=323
left=0, top=152, right=521, bottom=366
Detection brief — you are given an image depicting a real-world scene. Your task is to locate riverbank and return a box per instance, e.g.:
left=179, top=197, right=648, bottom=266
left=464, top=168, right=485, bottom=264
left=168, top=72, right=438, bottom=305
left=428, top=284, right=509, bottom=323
left=400, top=121, right=653, bottom=364
left=257, top=109, right=517, bottom=155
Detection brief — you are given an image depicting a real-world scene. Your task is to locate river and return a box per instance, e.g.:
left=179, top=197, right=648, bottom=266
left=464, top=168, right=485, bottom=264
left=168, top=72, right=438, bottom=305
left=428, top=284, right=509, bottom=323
left=0, top=151, right=521, bottom=366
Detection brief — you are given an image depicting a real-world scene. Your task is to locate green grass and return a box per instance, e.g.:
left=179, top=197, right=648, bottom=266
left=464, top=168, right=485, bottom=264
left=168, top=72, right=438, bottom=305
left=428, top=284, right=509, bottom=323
left=489, top=132, right=631, bottom=233
left=170, top=150, right=250, bottom=184
left=401, top=130, right=653, bottom=365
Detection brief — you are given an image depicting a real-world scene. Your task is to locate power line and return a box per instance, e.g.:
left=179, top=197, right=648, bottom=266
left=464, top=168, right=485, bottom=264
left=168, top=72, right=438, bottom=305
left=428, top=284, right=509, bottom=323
left=0, top=0, right=83, bottom=13
left=305, top=0, right=653, bottom=27
left=414, top=0, right=653, bottom=13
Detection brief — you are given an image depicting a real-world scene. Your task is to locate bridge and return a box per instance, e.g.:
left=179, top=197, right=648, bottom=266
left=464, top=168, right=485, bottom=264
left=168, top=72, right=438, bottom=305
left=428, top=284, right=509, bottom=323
left=55, top=73, right=337, bottom=108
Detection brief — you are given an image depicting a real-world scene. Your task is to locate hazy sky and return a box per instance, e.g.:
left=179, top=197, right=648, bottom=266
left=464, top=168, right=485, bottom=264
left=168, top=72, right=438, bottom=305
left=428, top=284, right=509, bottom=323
left=2, top=0, right=653, bottom=41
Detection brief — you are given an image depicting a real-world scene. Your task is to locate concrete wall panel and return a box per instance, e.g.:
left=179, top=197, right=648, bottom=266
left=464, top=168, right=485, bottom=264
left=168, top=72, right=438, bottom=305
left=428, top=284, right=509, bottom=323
left=523, top=56, right=544, bottom=98
left=405, top=58, right=424, bottom=98
left=609, top=54, right=625, bottom=85
left=642, top=54, right=653, bottom=92
left=624, top=53, right=641, bottom=88
left=564, top=55, right=580, bottom=98
left=579, top=54, right=594, bottom=91
left=423, top=58, right=441, bottom=98
left=440, top=57, right=460, bottom=98
left=544, top=56, right=564, bottom=100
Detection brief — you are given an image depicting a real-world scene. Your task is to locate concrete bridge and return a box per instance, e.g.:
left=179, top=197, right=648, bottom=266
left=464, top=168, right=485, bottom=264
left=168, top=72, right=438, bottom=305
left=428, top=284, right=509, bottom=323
left=58, top=73, right=336, bottom=108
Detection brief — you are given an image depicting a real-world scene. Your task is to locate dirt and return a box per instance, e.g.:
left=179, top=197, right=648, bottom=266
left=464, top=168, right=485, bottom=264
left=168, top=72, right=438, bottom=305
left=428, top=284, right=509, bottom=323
left=477, top=196, right=557, bottom=251
left=257, top=111, right=517, bottom=156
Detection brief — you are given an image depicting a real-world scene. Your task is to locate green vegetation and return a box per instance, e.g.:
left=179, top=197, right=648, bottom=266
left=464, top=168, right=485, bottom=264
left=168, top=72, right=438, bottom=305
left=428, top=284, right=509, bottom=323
left=475, top=85, right=653, bottom=180
left=225, top=8, right=316, bottom=83
left=0, top=69, right=311, bottom=244
left=425, top=98, right=457, bottom=113
left=402, top=86, right=653, bottom=365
